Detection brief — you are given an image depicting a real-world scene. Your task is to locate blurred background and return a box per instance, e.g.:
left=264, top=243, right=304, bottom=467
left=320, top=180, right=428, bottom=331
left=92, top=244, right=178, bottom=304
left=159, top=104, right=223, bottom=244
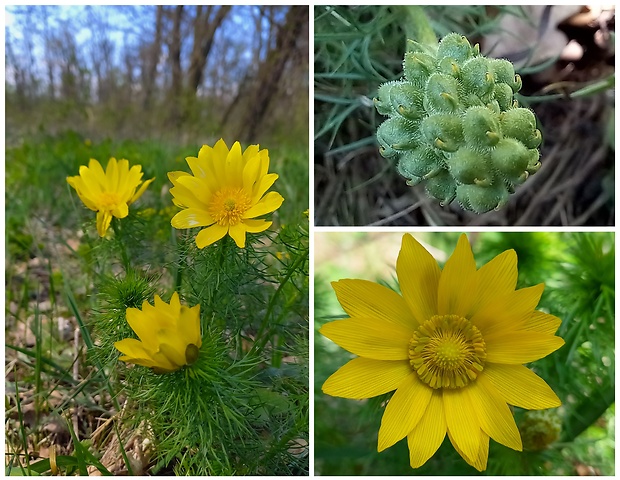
left=6, top=5, right=309, bottom=144
left=314, top=6, right=615, bottom=226
left=315, top=231, right=614, bottom=475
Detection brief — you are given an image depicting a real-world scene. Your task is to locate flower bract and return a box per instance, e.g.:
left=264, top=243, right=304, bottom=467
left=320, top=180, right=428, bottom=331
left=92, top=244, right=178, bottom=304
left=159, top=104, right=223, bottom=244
left=67, top=157, right=154, bottom=237
left=320, top=233, right=564, bottom=471
left=168, top=139, right=284, bottom=248
left=114, top=292, right=202, bottom=374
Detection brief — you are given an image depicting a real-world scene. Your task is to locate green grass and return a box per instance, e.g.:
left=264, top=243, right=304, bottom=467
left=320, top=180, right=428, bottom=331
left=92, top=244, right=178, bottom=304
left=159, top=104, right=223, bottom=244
left=6, top=131, right=309, bottom=475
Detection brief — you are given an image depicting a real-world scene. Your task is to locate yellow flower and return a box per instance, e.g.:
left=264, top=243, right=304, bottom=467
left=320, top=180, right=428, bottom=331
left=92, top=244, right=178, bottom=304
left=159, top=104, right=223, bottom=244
left=320, top=234, right=564, bottom=471
left=67, top=158, right=154, bottom=237
left=168, top=139, right=284, bottom=248
left=114, top=292, right=202, bottom=374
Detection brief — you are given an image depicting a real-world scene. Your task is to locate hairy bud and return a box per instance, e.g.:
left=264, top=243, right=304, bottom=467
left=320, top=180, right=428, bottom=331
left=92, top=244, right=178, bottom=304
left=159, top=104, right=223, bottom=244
left=375, top=33, right=543, bottom=213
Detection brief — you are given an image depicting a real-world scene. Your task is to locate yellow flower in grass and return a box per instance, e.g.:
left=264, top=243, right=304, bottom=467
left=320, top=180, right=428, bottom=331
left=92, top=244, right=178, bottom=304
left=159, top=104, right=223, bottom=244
left=168, top=139, right=284, bottom=248
left=114, top=292, right=202, bottom=374
left=320, top=234, right=564, bottom=471
left=67, top=158, right=154, bottom=237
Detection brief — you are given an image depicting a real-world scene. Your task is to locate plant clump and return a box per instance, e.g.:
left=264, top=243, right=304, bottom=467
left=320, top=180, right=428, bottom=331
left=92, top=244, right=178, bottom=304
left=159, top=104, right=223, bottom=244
left=375, top=33, right=542, bottom=213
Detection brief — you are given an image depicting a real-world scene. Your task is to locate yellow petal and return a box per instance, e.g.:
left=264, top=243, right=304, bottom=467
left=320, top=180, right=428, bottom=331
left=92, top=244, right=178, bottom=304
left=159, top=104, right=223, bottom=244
left=242, top=154, right=262, bottom=192
left=243, top=191, right=284, bottom=219
left=320, top=317, right=411, bottom=360
left=322, top=357, right=411, bottom=399
left=125, top=307, right=158, bottom=348
left=468, top=374, right=522, bottom=451
left=378, top=372, right=432, bottom=451
left=130, top=177, right=154, bottom=204
left=437, top=234, right=479, bottom=317
left=195, top=223, right=228, bottom=248
left=243, top=219, right=272, bottom=233
left=407, top=389, right=446, bottom=468
left=251, top=173, right=278, bottom=204
left=331, top=279, right=417, bottom=330
left=225, top=141, right=244, bottom=185
left=171, top=208, right=214, bottom=229
left=96, top=210, right=113, bottom=237
left=114, top=338, right=157, bottom=366
left=483, top=364, right=561, bottom=409
left=228, top=223, right=247, bottom=248
left=523, top=311, right=562, bottom=335
left=211, top=139, right=230, bottom=184
left=88, top=158, right=106, bottom=181
left=485, top=332, right=565, bottom=364
left=158, top=341, right=187, bottom=368
left=471, top=284, right=545, bottom=337
left=444, top=387, right=482, bottom=466
left=180, top=304, right=202, bottom=348
left=112, top=202, right=129, bottom=219
left=79, top=164, right=104, bottom=197
left=448, top=429, right=489, bottom=472
left=396, top=234, right=440, bottom=326
left=175, top=175, right=211, bottom=203
left=469, top=249, right=517, bottom=316
left=106, top=157, right=119, bottom=192
left=169, top=179, right=208, bottom=210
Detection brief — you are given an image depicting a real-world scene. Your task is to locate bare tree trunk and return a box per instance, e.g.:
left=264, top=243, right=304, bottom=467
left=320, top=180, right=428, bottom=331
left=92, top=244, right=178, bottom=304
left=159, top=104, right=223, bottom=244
left=142, top=5, right=163, bottom=109
left=187, top=5, right=231, bottom=94
left=168, top=5, right=184, bottom=123
left=241, top=6, right=309, bottom=141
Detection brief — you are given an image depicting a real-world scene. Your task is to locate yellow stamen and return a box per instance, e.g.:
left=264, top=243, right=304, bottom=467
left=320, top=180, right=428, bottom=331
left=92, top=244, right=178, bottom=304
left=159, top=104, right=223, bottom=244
left=208, top=188, right=251, bottom=226
left=408, top=314, right=486, bottom=389
left=99, top=192, right=121, bottom=209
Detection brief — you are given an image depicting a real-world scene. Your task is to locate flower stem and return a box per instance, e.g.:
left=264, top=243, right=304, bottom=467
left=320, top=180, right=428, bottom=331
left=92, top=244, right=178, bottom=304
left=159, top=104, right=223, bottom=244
left=111, top=217, right=131, bottom=272
left=396, top=5, right=438, bottom=48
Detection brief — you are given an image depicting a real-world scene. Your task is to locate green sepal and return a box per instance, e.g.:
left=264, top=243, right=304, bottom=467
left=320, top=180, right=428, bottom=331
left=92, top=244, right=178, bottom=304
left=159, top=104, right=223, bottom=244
left=425, top=169, right=457, bottom=205
left=463, top=106, right=501, bottom=147
left=403, top=51, right=435, bottom=86
left=461, top=56, right=495, bottom=99
left=397, top=146, right=445, bottom=180
left=491, top=138, right=530, bottom=182
left=493, top=83, right=514, bottom=111
left=421, top=114, right=463, bottom=152
left=500, top=108, right=542, bottom=149
left=437, top=32, right=475, bottom=64
left=389, top=81, right=425, bottom=120
left=377, top=116, right=418, bottom=158
left=456, top=181, right=510, bottom=213
left=448, top=147, right=493, bottom=185
left=424, top=73, right=460, bottom=113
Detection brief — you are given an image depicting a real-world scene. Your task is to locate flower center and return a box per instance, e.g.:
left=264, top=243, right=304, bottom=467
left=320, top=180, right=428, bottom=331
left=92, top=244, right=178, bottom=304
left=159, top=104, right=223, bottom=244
left=99, top=192, right=122, bottom=209
left=408, top=314, right=486, bottom=389
left=208, top=188, right=251, bottom=226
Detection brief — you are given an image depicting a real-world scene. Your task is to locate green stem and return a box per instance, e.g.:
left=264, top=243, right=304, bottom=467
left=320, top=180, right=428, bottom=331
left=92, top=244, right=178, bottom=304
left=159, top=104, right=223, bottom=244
left=396, top=5, right=438, bottom=48
left=111, top=217, right=131, bottom=272
left=249, top=246, right=309, bottom=357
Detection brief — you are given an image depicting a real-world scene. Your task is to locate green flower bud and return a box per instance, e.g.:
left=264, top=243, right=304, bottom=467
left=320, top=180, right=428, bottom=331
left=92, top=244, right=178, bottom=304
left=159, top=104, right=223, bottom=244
left=375, top=32, right=543, bottom=213
left=519, top=410, right=562, bottom=451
